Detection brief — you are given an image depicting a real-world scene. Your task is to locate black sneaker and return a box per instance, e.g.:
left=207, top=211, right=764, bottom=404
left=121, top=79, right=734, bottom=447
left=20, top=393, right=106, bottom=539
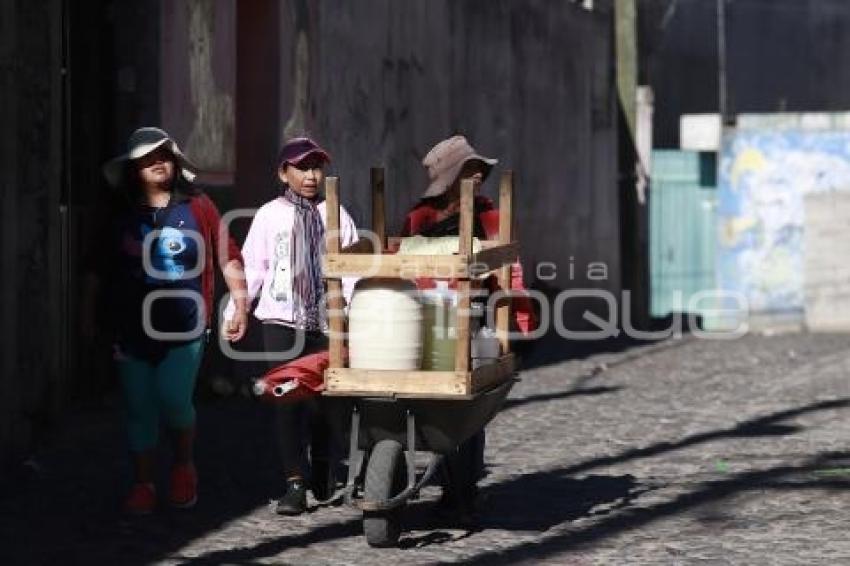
left=275, top=479, right=307, bottom=515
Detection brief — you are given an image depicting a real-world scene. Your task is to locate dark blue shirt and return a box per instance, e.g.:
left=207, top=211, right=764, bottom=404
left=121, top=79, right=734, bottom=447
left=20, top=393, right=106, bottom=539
left=114, top=201, right=203, bottom=360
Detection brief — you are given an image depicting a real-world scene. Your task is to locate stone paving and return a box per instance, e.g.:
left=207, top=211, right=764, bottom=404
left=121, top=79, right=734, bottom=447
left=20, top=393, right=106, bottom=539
left=4, top=332, right=850, bottom=564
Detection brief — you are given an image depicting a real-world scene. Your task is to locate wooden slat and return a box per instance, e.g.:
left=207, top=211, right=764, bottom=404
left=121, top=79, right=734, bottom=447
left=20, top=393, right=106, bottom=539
left=387, top=237, right=503, bottom=254
left=471, top=354, right=515, bottom=393
left=322, top=389, right=476, bottom=401
left=496, top=171, right=514, bottom=355
left=323, top=253, right=468, bottom=278
left=324, top=177, right=345, bottom=369
left=325, top=177, right=341, bottom=252
left=323, top=354, right=515, bottom=398
left=458, top=179, right=474, bottom=257
left=339, top=236, right=516, bottom=260
left=325, top=367, right=469, bottom=396
left=371, top=167, right=386, bottom=251
left=455, top=180, right=474, bottom=373
left=470, top=241, right=520, bottom=276
left=479, top=239, right=503, bottom=250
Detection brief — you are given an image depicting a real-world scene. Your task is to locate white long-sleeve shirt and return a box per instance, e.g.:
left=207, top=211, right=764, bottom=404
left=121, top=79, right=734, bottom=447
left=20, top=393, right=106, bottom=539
left=223, top=196, right=359, bottom=326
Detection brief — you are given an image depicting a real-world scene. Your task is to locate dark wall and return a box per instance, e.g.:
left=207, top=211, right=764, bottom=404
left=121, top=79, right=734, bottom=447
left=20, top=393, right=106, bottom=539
left=107, top=0, right=161, bottom=148
left=0, top=0, right=63, bottom=468
left=162, top=0, right=236, bottom=182
left=0, top=0, right=163, bottom=467
left=300, top=1, right=621, bottom=311
left=640, top=0, right=850, bottom=148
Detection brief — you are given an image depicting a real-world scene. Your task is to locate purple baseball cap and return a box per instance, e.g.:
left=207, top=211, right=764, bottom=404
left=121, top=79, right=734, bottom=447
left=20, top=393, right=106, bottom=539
left=277, top=137, right=331, bottom=168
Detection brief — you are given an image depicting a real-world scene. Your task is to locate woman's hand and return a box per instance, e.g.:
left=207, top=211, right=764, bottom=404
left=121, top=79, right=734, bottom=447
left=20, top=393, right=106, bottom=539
left=221, top=258, right=249, bottom=342
left=221, top=310, right=247, bottom=342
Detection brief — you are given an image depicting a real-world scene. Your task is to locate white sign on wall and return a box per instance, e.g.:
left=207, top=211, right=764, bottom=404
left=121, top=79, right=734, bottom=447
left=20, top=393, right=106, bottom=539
left=680, top=114, right=721, bottom=151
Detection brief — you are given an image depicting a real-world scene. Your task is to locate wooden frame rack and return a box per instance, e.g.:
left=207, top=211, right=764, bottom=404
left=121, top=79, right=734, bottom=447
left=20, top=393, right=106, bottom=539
left=323, top=168, right=518, bottom=398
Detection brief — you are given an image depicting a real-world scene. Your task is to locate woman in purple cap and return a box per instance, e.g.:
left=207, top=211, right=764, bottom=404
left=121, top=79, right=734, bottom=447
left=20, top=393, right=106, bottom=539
left=222, top=136, right=359, bottom=515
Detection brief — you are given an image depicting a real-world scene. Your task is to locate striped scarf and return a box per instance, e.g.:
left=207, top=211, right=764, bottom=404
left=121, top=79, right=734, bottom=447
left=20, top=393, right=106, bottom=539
left=282, top=187, right=327, bottom=332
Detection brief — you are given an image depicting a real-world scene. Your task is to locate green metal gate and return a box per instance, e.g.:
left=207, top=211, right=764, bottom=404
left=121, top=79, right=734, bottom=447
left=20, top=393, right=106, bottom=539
left=650, top=150, right=717, bottom=319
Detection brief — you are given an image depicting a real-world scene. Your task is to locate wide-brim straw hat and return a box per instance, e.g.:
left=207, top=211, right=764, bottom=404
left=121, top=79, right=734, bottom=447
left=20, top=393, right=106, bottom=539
left=421, top=135, right=498, bottom=199
left=103, top=127, right=197, bottom=187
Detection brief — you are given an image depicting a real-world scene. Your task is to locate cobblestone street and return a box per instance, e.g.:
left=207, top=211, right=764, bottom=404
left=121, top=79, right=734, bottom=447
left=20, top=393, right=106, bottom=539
left=5, top=332, right=850, bottom=564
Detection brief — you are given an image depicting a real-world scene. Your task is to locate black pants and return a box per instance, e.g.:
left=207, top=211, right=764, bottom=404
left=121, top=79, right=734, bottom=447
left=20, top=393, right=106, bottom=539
left=261, top=322, right=330, bottom=479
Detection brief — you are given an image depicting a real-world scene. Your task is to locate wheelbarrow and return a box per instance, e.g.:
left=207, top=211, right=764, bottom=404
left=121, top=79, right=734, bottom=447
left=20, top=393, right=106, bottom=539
left=321, top=378, right=516, bottom=547
left=316, top=170, right=522, bottom=546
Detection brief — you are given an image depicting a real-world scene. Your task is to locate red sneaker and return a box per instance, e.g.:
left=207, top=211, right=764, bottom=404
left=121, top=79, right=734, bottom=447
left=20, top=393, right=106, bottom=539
left=124, top=482, right=156, bottom=515
left=169, top=463, right=198, bottom=508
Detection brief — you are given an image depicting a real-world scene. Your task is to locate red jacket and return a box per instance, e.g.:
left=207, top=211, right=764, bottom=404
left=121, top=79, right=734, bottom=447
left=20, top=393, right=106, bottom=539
left=401, top=196, right=537, bottom=335
left=189, top=194, right=243, bottom=325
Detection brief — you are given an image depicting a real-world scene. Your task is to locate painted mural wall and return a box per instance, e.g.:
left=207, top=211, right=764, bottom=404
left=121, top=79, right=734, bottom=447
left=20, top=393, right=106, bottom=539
left=717, top=115, right=850, bottom=325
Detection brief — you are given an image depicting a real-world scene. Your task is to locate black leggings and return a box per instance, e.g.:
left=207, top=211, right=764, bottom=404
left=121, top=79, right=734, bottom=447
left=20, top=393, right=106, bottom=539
left=261, top=323, right=330, bottom=479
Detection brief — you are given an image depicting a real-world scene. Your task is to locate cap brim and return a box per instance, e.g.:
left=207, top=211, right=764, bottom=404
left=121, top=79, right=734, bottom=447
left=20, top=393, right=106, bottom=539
left=284, top=148, right=331, bottom=167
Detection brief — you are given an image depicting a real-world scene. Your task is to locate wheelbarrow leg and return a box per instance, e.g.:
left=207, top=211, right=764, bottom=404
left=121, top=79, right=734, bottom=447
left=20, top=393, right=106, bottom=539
left=343, top=405, right=365, bottom=505
left=403, top=409, right=443, bottom=501
left=404, top=410, right=417, bottom=495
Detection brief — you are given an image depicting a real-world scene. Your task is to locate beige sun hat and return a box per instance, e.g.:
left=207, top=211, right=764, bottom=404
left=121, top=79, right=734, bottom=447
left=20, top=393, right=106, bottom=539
left=421, top=135, right=498, bottom=198
left=103, top=127, right=197, bottom=187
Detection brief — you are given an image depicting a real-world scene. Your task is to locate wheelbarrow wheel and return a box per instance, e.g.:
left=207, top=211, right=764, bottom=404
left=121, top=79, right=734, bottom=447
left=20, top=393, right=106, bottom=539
left=363, top=439, right=407, bottom=547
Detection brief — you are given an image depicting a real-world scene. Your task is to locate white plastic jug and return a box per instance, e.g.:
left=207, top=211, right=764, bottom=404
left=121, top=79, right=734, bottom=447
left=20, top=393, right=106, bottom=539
left=348, top=278, right=423, bottom=370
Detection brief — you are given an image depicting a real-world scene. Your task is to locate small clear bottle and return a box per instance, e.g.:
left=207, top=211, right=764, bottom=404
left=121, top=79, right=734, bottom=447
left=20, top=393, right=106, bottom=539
left=471, top=303, right=500, bottom=369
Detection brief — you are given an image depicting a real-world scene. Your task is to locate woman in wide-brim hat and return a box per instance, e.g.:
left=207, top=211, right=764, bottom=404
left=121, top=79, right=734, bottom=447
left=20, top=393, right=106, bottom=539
left=86, top=127, right=248, bottom=514
left=221, top=135, right=360, bottom=516
left=402, top=134, right=498, bottom=238
left=402, top=136, right=536, bottom=335
left=402, top=136, right=536, bottom=329
left=400, top=134, right=538, bottom=521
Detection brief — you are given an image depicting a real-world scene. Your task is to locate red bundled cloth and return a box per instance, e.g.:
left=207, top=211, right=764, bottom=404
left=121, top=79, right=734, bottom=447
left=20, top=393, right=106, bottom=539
left=253, top=350, right=339, bottom=403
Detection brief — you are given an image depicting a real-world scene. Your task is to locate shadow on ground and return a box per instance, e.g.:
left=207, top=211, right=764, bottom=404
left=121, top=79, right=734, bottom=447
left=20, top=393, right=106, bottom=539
left=396, top=473, right=645, bottom=550
left=462, top=451, right=850, bottom=565
left=516, top=307, right=700, bottom=371
left=0, top=397, right=287, bottom=566
left=174, top=397, right=850, bottom=563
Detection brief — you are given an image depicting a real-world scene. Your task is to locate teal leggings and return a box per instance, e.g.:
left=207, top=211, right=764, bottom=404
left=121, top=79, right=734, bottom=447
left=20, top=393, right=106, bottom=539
left=117, top=339, right=205, bottom=451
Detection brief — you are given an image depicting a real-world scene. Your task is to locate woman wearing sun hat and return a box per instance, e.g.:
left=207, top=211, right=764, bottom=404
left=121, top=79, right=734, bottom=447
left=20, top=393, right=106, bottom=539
left=403, top=134, right=537, bottom=334
left=87, top=127, right=248, bottom=514
left=222, top=136, right=359, bottom=515
left=401, top=135, right=537, bottom=522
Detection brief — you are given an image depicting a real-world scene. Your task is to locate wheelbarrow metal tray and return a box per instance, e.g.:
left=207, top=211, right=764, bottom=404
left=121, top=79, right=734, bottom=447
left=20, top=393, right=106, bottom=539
left=323, top=377, right=515, bottom=455
left=324, top=354, right=514, bottom=398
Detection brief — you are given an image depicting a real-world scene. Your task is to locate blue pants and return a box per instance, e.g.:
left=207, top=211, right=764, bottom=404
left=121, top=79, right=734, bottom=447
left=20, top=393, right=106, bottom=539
left=116, top=339, right=205, bottom=451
